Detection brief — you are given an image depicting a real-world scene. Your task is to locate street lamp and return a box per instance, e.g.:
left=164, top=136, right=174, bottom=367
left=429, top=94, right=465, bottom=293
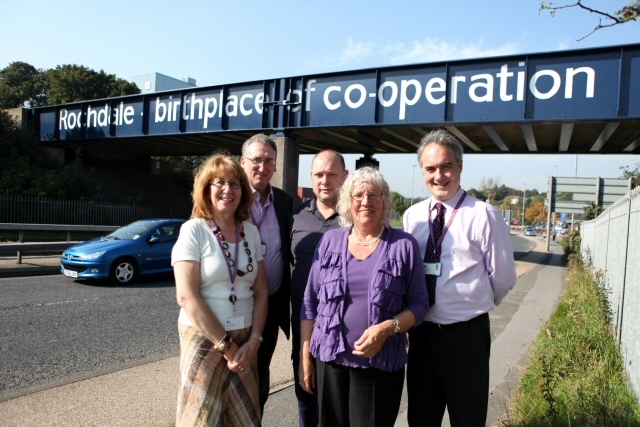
left=553, top=164, right=557, bottom=177
left=522, top=183, right=526, bottom=227
left=411, top=165, right=416, bottom=206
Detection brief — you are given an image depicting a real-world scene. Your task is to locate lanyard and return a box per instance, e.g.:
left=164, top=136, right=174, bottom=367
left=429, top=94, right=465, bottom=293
left=250, top=193, right=273, bottom=231
left=427, top=191, right=467, bottom=254
left=210, top=220, right=241, bottom=284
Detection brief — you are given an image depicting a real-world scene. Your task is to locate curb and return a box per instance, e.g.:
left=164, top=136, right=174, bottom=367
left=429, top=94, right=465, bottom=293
left=0, top=266, right=60, bottom=279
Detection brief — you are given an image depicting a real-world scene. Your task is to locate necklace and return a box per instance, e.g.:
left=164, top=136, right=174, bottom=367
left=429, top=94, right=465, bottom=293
left=351, top=226, right=385, bottom=246
left=210, top=220, right=254, bottom=309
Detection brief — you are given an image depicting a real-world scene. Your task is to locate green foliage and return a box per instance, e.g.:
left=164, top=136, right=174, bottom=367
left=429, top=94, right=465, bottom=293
left=391, top=191, right=409, bottom=218
left=509, top=257, right=640, bottom=426
left=47, top=64, right=139, bottom=105
left=583, top=202, right=604, bottom=220
left=1, top=61, right=141, bottom=107
left=619, top=161, right=640, bottom=185
left=558, top=222, right=582, bottom=265
left=0, top=61, right=48, bottom=108
left=0, top=110, right=97, bottom=198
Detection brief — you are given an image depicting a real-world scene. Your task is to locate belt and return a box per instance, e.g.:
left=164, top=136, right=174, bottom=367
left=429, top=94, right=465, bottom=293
left=422, top=312, right=488, bottom=330
left=424, top=321, right=459, bottom=329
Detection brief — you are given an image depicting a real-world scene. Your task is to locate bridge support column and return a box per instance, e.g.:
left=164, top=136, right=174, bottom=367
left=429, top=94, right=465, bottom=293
left=271, top=135, right=300, bottom=203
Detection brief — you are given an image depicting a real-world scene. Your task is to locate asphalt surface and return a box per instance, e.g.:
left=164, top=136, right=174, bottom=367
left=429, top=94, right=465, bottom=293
left=0, top=233, right=564, bottom=427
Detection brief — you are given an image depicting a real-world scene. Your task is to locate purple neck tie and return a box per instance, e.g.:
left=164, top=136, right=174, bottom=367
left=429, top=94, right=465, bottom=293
left=425, top=203, right=445, bottom=307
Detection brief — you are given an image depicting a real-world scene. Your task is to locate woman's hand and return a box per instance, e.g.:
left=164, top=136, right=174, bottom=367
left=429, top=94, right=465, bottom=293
left=226, top=339, right=260, bottom=372
left=299, top=352, right=316, bottom=395
left=352, top=321, right=393, bottom=358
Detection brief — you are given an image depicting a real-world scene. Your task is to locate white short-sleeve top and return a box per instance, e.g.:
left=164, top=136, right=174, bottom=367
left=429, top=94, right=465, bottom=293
left=171, top=218, right=264, bottom=330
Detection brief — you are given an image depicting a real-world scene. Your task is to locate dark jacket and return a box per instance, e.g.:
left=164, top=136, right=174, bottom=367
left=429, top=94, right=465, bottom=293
left=271, top=186, right=293, bottom=338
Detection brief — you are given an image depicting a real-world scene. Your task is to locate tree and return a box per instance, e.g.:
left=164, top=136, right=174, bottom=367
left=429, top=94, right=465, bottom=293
left=583, top=201, right=604, bottom=220
left=525, top=201, right=548, bottom=223
left=0, top=62, right=47, bottom=108
left=391, top=191, right=408, bottom=217
left=540, top=1, right=639, bottom=40
left=619, top=161, right=639, bottom=185
left=46, top=64, right=139, bottom=105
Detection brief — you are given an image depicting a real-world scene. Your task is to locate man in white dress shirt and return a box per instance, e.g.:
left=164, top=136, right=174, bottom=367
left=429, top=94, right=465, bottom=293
left=403, top=129, right=517, bottom=427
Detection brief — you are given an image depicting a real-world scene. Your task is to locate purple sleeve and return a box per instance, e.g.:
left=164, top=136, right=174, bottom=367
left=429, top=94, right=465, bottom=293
left=300, top=235, right=325, bottom=321
left=403, top=236, right=429, bottom=324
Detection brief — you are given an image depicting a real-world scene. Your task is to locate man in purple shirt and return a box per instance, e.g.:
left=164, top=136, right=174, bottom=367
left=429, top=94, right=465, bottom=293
left=240, top=133, right=293, bottom=414
left=403, top=129, right=517, bottom=427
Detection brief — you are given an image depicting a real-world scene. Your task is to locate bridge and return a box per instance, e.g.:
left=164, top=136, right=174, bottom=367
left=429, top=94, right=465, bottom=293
left=31, top=43, right=640, bottom=195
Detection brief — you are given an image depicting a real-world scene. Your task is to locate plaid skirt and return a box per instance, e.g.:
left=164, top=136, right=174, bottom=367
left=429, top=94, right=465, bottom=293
left=176, top=323, right=261, bottom=427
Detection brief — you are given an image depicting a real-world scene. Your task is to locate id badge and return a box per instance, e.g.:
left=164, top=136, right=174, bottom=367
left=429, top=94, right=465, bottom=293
left=225, top=315, right=245, bottom=331
left=424, top=262, right=442, bottom=276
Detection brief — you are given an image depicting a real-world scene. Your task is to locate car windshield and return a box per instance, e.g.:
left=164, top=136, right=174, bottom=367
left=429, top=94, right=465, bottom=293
left=107, top=220, right=159, bottom=240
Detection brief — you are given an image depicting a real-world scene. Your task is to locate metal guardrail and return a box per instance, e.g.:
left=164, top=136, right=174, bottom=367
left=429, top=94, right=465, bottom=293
left=0, top=224, right=119, bottom=263
left=0, top=223, right=119, bottom=243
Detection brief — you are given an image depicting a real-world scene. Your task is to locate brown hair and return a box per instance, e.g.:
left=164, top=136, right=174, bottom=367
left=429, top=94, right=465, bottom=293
left=191, top=153, right=253, bottom=222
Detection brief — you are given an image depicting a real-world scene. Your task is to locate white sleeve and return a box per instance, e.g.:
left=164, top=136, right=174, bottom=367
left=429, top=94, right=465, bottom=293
left=171, top=219, right=204, bottom=265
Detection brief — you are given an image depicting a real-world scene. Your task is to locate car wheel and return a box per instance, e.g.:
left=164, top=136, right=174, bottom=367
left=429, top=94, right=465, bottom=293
left=109, top=258, right=137, bottom=285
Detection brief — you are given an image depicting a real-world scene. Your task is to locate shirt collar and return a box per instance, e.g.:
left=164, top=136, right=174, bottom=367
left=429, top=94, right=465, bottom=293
left=251, top=184, right=273, bottom=205
left=430, top=187, right=465, bottom=211
left=306, top=198, right=317, bottom=212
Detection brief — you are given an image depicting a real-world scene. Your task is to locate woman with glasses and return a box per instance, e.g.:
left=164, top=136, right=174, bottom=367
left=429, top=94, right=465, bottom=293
left=172, top=153, right=268, bottom=427
left=299, top=167, right=428, bottom=427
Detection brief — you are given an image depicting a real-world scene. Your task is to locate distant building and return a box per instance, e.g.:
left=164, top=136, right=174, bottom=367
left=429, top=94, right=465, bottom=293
left=298, top=187, right=314, bottom=202
left=131, top=72, right=197, bottom=94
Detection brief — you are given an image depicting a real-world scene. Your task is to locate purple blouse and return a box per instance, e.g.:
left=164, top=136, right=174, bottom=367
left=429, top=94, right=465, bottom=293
left=301, top=226, right=428, bottom=372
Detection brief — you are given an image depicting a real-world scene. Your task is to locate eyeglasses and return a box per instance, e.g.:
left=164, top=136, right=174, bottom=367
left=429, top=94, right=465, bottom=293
left=245, top=157, right=276, bottom=167
left=351, top=193, right=382, bottom=202
left=211, top=179, right=242, bottom=190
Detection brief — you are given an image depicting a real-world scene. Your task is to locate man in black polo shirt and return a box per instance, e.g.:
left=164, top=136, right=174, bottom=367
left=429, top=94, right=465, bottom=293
left=290, top=150, right=348, bottom=427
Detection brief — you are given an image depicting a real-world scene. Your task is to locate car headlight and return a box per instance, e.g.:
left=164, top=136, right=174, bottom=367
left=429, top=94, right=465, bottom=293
left=78, top=251, right=106, bottom=260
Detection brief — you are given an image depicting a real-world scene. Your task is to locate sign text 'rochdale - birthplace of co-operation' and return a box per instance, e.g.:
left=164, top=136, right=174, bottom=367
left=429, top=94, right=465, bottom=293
left=45, top=46, right=639, bottom=141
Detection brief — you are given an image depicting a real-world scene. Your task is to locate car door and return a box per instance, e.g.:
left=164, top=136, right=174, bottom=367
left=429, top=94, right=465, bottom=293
left=142, top=222, right=183, bottom=273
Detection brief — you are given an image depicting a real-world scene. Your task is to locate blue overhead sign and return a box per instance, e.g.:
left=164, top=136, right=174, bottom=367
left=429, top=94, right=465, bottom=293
left=36, top=43, right=640, bottom=142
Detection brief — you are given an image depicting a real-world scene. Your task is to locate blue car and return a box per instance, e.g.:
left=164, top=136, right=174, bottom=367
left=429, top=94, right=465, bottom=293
left=60, top=218, right=185, bottom=285
left=523, top=227, right=536, bottom=237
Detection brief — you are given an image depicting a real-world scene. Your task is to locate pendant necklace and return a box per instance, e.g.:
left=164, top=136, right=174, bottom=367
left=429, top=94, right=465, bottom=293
left=352, top=226, right=385, bottom=246
left=210, top=220, right=254, bottom=310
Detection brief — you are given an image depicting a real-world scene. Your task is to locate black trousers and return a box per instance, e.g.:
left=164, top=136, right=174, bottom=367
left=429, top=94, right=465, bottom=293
left=407, top=313, right=491, bottom=427
left=316, top=361, right=405, bottom=427
left=257, top=298, right=280, bottom=414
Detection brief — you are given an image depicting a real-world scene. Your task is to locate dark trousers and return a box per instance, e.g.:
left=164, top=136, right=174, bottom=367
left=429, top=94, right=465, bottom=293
left=316, top=361, right=404, bottom=427
left=407, top=313, right=491, bottom=427
left=257, top=297, right=280, bottom=414
left=291, top=312, right=319, bottom=426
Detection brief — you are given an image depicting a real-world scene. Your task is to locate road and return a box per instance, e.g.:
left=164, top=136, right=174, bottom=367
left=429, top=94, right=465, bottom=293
left=0, top=274, right=179, bottom=401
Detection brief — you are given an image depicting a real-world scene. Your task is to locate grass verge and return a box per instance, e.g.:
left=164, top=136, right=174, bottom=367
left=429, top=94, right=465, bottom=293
left=506, top=257, right=640, bottom=426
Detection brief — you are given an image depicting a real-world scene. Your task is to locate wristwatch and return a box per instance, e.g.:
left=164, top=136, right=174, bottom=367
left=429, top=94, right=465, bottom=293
left=392, top=317, right=401, bottom=335
left=214, top=333, right=232, bottom=354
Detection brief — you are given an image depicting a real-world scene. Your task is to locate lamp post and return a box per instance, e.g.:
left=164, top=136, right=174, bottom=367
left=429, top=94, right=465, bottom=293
left=522, top=183, right=526, bottom=227
left=411, top=165, right=416, bottom=206
left=553, top=164, right=557, bottom=177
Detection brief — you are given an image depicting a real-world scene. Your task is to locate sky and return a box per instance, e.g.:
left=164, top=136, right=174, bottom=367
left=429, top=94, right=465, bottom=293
left=1, top=0, right=639, bottom=198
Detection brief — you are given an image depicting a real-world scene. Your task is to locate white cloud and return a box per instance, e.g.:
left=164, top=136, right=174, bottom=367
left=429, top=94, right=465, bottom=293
left=332, top=37, right=376, bottom=66
left=386, top=37, right=522, bottom=65
left=301, top=37, right=375, bottom=71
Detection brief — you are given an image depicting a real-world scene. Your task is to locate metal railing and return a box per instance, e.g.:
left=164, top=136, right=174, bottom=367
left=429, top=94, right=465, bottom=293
left=580, top=186, right=640, bottom=401
left=0, top=194, right=190, bottom=225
